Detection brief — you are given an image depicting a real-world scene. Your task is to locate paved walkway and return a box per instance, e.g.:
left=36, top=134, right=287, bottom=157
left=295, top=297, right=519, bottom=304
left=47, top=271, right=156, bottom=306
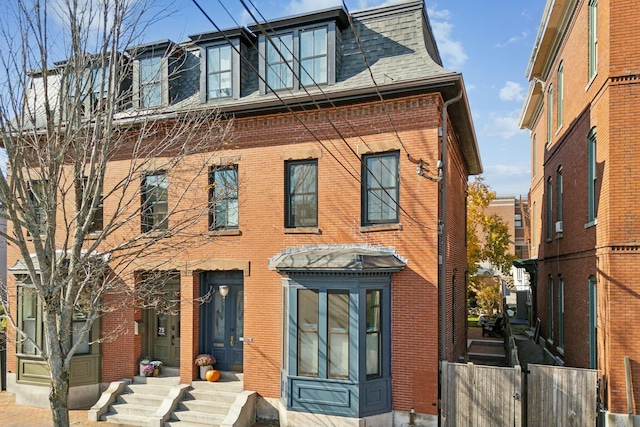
left=0, top=391, right=133, bottom=427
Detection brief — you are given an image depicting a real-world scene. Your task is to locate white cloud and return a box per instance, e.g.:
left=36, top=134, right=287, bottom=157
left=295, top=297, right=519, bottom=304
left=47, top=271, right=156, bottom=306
left=495, top=30, right=529, bottom=48
left=485, top=164, right=529, bottom=177
left=428, top=7, right=467, bottom=70
left=499, top=81, right=525, bottom=102
left=483, top=110, right=527, bottom=139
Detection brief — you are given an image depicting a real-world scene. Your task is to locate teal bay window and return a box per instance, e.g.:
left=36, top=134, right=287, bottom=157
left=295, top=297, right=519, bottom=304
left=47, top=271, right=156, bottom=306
left=271, top=245, right=404, bottom=419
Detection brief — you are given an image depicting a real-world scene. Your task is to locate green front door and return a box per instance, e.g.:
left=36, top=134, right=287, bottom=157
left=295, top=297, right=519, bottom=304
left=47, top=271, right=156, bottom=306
left=144, top=277, right=181, bottom=367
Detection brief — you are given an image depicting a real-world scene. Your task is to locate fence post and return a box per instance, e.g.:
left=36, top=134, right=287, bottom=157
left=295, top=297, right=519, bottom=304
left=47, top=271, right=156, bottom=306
left=514, top=364, right=522, bottom=427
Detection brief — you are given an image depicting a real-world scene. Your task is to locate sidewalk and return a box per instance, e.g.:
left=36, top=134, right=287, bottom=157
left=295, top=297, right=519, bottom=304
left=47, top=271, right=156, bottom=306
left=0, top=391, right=133, bottom=427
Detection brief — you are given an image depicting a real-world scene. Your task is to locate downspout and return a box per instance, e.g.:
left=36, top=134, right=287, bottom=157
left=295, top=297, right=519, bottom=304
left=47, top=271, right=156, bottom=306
left=439, top=90, right=463, bottom=362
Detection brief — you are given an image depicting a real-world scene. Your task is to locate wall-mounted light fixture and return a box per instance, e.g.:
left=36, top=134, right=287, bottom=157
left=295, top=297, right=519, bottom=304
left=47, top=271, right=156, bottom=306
left=218, top=285, right=229, bottom=298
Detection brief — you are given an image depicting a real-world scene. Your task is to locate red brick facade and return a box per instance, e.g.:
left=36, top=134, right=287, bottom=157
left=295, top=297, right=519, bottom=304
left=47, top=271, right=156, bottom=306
left=522, top=0, right=640, bottom=414
left=7, top=92, right=476, bottom=418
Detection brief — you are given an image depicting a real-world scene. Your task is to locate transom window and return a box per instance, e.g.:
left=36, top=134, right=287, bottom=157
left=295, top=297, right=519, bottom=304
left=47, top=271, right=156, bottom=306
left=285, top=160, right=318, bottom=228
left=209, top=166, right=239, bottom=230
left=142, top=172, right=168, bottom=232
left=139, top=57, right=162, bottom=108
left=362, top=151, right=400, bottom=225
left=206, top=45, right=232, bottom=99
left=300, top=27, right=328, bottom=86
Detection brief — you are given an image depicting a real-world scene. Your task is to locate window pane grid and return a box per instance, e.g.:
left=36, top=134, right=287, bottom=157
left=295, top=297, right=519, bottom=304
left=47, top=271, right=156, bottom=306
left=363, top=152, right=399, bottom=225
left=328, top=291, right=349, bottom=379
left=266, top=34, right=293, bottom=90
left=300, top=28, right=328, bottom=85
left=209, top=166, right=239, bottom=230
left=286, top=160, right=318, bottom=228
left=366, top=290, right=381, bottom=378
left=297, top=289, right=319, bottom=377
left=142, top=172, right=168, bottom=232
left=207, top=45, right=232, bottom=99
left=140, top=57, right=162, bottom=107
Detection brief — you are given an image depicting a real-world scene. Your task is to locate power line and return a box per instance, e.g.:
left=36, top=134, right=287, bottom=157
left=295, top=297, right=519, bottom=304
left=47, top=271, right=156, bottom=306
left=190, top=0, right=434, bottom=229
left=239, top=0, right=433, bottom=225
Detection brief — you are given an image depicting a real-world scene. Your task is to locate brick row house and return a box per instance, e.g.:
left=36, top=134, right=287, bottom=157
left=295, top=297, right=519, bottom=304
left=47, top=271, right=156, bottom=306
left=5, top=1, right=480, bottom=425
left=520, top=0, right=640, bottom=421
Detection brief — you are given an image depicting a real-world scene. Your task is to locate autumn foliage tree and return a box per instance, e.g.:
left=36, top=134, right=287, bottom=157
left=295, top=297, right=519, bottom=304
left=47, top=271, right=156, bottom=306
left=467, top=176, right=515, bottom=314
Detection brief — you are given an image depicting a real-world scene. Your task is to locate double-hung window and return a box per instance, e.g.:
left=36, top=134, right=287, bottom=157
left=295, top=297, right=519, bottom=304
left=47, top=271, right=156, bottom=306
left=546, top=85, right=553, bottom=146
left=362, top=151, right=399, bottom=225
left=206, top=45, right=232, bottom=99
left=557, top=166, right=563, bottom=227
left=587, top=128, right=597, bottom=224
left=557, top=62, right=563, bottom=129
left=546, top=177, right=553, bottom=241
left=29, top=180, right=48, bottom=236
left=19, top=287, right=40, bottom=355
left=142, top=172, right=168, bottom=232
left=300, top=27, right=328, bottom=86
left=589, top=0, right=598, bottom=80
left=79, top=177, right=103, bottom=233
left=266, top=33, right=294, bottom=91
left=139, top=57, right=162, bottom=108
left=285, top=160, right=318, bottom=228
left=209, top=166, right=238, bottom=230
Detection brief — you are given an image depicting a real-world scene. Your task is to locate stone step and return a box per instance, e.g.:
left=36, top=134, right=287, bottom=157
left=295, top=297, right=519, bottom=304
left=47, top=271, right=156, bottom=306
left=186, top=389, right=238, bottom=403
left=133, top=374, right=181, bottom=387
left=101, top=411, right=150, bottom=426
left=178, top=397, right=232, bottom=414
left=170, top=409, right=226, bottom=425
left=127, top=383, right=175, bottom=395
left=163, top=420, right=220, bottom=427
left=107, top=402, right=157, bottom=417
left=117, top=391, right=166, bottom=406
left=189, top=380, right=244, bottom=393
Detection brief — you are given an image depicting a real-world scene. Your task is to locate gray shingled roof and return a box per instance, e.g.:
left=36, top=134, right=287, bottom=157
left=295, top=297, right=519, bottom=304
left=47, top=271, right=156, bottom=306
left=18, top=0, right=481, bottom=174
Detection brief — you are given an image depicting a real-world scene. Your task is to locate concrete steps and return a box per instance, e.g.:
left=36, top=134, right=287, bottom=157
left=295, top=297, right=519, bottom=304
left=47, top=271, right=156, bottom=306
left=164, top=372, right=244, bottom=427
left=101, top=369, right=181, bottom=426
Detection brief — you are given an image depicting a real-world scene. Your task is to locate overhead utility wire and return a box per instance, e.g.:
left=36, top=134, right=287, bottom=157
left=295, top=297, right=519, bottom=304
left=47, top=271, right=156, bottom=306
left=239, top=0, right=432, bottom=226
left=190, top=0, right=360, bottom=185
left=340, top=1, right=426, bottom=169
left=192, top=0, right=431, bottom=229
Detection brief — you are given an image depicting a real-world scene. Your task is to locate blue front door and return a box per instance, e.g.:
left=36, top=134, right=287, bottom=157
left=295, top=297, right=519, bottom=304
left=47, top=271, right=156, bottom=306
left=200, top=271, right=244, bottom=371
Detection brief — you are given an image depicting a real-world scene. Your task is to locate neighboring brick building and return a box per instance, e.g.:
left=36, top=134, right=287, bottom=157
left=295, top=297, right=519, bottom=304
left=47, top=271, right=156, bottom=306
left=5, top=1, right=481, bottom=425
left=520, top=0, right=640, bottom=420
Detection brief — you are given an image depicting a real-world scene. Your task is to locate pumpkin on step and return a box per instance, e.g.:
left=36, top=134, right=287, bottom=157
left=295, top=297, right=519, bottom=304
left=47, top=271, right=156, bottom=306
left=205, top=369, right=220, bottom=382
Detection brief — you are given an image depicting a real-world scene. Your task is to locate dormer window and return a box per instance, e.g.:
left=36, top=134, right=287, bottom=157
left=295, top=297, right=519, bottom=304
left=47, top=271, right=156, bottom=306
left=191, top=29, right=249, bottom=103
left=139, top=57, right=162, bottom=108
left=206, top=44, right=232, bottom=99
left=130, top=40, right=182, bottom=109
left=259, top=23, right=335, bottom=94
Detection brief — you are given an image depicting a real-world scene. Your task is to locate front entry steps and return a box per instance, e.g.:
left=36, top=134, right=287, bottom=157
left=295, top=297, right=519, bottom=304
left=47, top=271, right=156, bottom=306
left=101, top=368, right=182, bottom=426
left=91, top=370, right=256, bottom=427
left=165, top=372, right=245, bottom=427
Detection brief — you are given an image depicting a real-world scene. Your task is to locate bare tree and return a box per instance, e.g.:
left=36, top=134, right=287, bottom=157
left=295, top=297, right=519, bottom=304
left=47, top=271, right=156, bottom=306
left=0, top=1, right=230, bottom=425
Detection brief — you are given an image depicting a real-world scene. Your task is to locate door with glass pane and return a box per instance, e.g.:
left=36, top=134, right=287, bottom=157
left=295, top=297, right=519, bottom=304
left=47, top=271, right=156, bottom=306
left=146, top=280, right=181, bottom=367
left=200, top=271, right=244, bottom=372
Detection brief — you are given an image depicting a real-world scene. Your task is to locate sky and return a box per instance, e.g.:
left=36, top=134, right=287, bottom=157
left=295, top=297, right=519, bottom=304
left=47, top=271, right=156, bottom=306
left=22, top=0, right=546, bottom=196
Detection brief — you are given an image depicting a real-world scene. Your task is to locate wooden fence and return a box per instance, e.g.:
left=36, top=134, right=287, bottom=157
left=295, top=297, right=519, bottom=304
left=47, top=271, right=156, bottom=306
left=441, top=362, right=597, bottom=427
left=527, top=364, right=597, bottom=427
left=441, top=361, right=521, bottom=427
